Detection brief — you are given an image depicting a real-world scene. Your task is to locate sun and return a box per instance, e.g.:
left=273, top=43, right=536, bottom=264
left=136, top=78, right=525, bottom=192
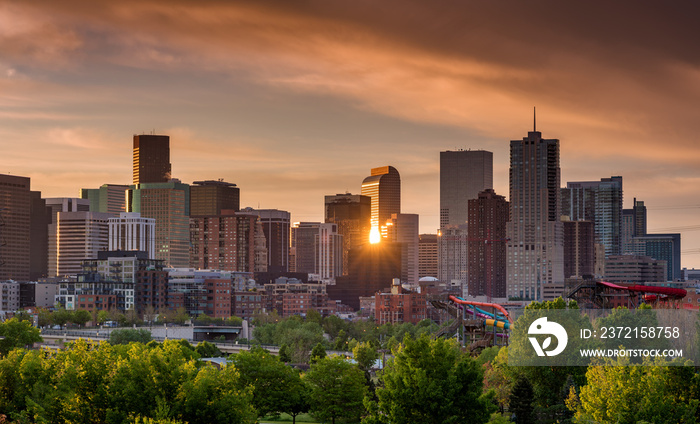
left=369, top=227, right=381, bottom=244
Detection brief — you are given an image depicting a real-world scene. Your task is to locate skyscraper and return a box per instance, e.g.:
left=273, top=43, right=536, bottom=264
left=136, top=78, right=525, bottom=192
left=243, top=208, right=290, bottom=273
left=45, top=197, right=91, bottom=277
left=561, top=176, right=623, bottom=257
left=440, top=150, right=493, bottom=229
left=418, top=234, right=438, bottom=279
left=189, top=210, right=261, bottom=272
left=127, top=180, right=190, bottom=268
left=562, top=218, right=595, bottom=279
left=467, top=189, right=508, bottom=299
left=80, top=184, right=130, bottom=215
left=324, top=193, right=371, bottom=274
left=133, top=134, right=171, bottom=184
left=361, top=166, right=400, bottom=237
left=506, top=119, right=564, bottom=300
left=386, top=213, right=419, bottom=284
left=0, top=174, right=31, bottom=281
left=190, top=180, right=240, bottom=216
left=290, top=222, right=343, bottom=282
left=55, top=211, right=111, bottom=277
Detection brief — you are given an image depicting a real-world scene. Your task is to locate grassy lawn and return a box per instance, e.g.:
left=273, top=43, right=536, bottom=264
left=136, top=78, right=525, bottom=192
left=260, top=413, right=320, bottom=423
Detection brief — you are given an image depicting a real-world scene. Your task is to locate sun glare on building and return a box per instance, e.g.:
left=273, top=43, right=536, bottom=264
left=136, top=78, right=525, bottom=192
left=369, top=226, right=381, bottom=244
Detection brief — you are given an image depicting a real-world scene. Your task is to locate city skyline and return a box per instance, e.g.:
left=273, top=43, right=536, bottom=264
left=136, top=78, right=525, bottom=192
left=1, top=1, right=699, bottom=267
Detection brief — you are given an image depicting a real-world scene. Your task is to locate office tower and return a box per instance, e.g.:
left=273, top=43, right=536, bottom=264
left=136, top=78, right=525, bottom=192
left=127, top=180, right=190, bottom=268
left=324, top=193, right=371, bottom=274
left=45, top=197, right=91, bottom=277
left=604, top=255, right=666, bottom=283
left=328, top=242, right=402, bottom=310
left=190, top=180, right=240, bottom=216
left=80, top=184, right=130, bottom=215
left=562, top=218, right=595, bottom=279
left=109, top=212, right=156, bottom=258
left=467, top=189, right=508, bottom=299
left=632, top=198, right=647, bottom=237
left=242, top=208, right=290, bottom=273
left=628, top=233, right=681, bottom=281
left=561, top=176, right=623, bottom=257
left=0, top=174, right=31, bottom=281
left=506, top=120, right=564, bottom=300
left=386, top=213, right=419, bottom=284
left=440, top=150, right=493, bottom=229
left=29, top=191, right=49, bottom=281
left=189, top=210, right=260, bottom=272
left=55, top=211, right=111, bottom=277
left=437, top=226, right=468, bottom=290
left=361, top=166, right=401, bottom=237
left=418, top=234, right=438, bottom=279
left=290, top=222, right=343, bottom=282
left=133, top=134, right=171, bottom=184
left=621, top=209, right=635, bottom=254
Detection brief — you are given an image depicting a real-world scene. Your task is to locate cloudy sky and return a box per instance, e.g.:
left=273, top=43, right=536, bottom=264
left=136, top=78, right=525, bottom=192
left=2, top=0, right=699, bottom=267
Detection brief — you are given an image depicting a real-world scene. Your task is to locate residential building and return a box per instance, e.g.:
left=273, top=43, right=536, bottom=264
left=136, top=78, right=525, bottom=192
left=242, top=208, right=290, bottom=273
left=561, top=176, right=623, bottom=256
left=109, top=212, right=156, bottom=258
left=290, top=222, right=343, bottom=282
left=386, top=213, right=419, bottom=284
left=467, top=189, right=508, bottom=299
left=0, top=281, right=20, bottom=313
left=375, top=279, right=427, bottom=325
left=418, top=234, right=438, bottom=279
left=189, top=210, right=260, bottom=272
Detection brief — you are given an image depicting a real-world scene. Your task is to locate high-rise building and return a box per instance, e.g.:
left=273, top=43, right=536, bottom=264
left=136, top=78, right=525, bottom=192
left=55, top=211, right=111, bottom=277
left=386, top=213, right=419, bottom=284
left=628, top=233, right=681, bottom=282
left=440, top=150, right=493, bottom=229
left=604, top=255, right=666, bottom=284
left=506, top=120, right=564, bottom=300
left=45, top=197, right=91, bottom=277
left=437, top=226, right=468, bottom=291
left=109, top=212, right=156, bottom=258
left=467, top=189, right=508, bottom=299
left=190, top=180, right=240, bottom=216
left=632, top=198, right=647, bottom=237
left=0, top=174, right=31, bottom=281
left=242, top=208, right=290, bottom=273
left=290, top=222, right=343, bottom=282
left=133, top=134, right=171, bottom=184
left=561, top=176, right=623, bottom=257
left=127, top=180, right=190, bottom=268
left=324, top=193, right=371, bottom=274
left=29, top=191, right=49, bottom=281
left=80, top=184, right=130, bottom=215
left=562, top=218, right=595, bottom=279
left=622, top=198, right=647, bottom=254
left=418, top=234, right=438, bottom=279
left=361, top=166, right=401, bottom=237
left=189, top=210, right=261, bottom=272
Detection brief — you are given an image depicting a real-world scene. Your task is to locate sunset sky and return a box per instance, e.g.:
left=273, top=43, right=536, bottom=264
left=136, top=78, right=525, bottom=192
left=2, top=1, right=699, bottom=267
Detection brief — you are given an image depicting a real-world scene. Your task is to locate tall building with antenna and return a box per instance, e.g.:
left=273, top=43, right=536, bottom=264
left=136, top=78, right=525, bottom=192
left=506, top=111, right=564, bottom=300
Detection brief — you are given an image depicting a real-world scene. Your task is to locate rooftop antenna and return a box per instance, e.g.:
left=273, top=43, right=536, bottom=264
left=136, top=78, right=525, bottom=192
left=533, top=106, right=536, bottom=132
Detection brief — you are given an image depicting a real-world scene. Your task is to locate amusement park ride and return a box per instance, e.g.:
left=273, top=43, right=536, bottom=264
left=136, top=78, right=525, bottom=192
left=430, top=280, right=688, bottom=354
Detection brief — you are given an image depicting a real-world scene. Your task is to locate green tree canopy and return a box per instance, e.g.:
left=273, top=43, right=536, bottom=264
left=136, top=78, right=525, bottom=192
left=368, top=334, right=495, bottom=424
left=304, top=356, right=366, bottom=424
left=109, top=328, right=153, bottom=345
left=0, top=318, right=42, bottom=356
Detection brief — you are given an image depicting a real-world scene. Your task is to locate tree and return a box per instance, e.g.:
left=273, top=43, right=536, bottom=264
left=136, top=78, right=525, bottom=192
left=52, top=308, right=72, bottom=328
left=96, top=310, right=109, bottom=325
left=72, top=309, right=92, bottom=327
left=278, top=343, right=292, bottom=363
left=304, top=356, right=366, bottom=424
left=125, top=307, right=141, bottom=326
left=195, top=341, right=222, bottom=358
left=322, top=315, right=347, bottom=340
left=174, top=307, right=190, bottom=325
left=305, top=309, right=323, bottom=325
left=368, top=334, right=495, bottom=424
left=568, top=356, right=698, bottom=423
left=353, top=341, right=379, bottom=372
left=509, top=378, right=535, bottom=424
left=232, top=347, right=307, bottom=420
left=109, top=328, right=153, bottom=345
left=0, top=319, right=42, bottom=356
left=310, top=342, right=326, bottom=363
